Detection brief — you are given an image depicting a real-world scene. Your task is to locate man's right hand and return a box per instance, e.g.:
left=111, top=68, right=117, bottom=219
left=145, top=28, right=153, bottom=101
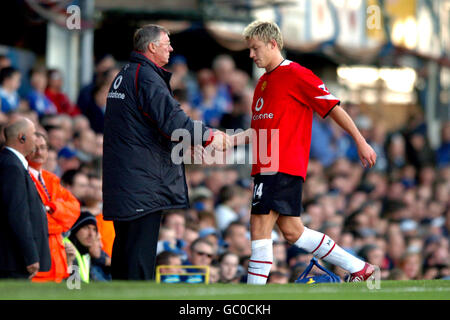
left=211, top=130, right=232, bottom=151
left=26, top=262, right=40, bottom=279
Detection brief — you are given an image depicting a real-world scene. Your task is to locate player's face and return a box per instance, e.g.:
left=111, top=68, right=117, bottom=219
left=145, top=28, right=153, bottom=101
left=247, top=37, right=273, bottom=69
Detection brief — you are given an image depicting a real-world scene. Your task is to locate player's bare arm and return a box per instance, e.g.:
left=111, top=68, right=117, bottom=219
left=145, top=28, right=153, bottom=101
left=328, top=105, right=377, bottom=168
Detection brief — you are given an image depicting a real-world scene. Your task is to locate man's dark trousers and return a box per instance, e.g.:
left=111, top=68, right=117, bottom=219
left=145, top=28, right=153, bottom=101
left=111, top=212, right=162, bottom=280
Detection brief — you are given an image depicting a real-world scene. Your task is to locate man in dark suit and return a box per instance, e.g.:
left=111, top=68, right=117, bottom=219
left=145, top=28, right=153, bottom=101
left=0, top=116, right=51, bottom=279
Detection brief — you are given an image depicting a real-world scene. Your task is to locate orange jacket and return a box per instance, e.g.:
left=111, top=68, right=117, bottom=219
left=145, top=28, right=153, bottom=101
left=30, top=169, right=80, bottom=282
left=96, top=213, right=115, bottom=258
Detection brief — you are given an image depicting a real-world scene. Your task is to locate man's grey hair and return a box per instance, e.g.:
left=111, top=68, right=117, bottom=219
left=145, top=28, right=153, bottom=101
left=133, top=24, right=170, bottom=52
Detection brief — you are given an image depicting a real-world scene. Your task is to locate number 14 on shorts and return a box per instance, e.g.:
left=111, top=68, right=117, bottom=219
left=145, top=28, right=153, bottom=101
left=253, top=183, right=263, bottom=204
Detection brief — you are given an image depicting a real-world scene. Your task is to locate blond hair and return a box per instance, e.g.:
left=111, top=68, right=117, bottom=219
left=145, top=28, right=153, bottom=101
left=243, top=21, right=283, bottom=50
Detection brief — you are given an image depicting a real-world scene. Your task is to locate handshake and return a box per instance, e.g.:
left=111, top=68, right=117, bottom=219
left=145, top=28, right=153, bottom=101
left=209, top=130, right=234, bottom=151
left=187, top=129, right=251, bottom=164
left=188, top=130, right=234, bottom=164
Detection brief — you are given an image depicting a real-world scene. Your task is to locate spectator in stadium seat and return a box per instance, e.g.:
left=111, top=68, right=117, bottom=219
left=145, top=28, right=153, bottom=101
left=81, top=173, right=115, bottom=258
left=218, top=251, right=241, bottom=283
left=61, top=169, right=90, bottom=205
left=204, top=169, right=228, bottom=197
left=73, top=114, right=91, bottom=133
left=286, top=246, right=312, bottom=269
left=387, top=268, right=408, bottom=280
left=168, top=55, right=197, bottom=101
left=223, top=221, right=251, bottom=259
left=422, top=237, right=450, bottom=279
left=173, top=88, right=202, bottom=121
left=197, top=211, right=218, bottom=230
left=267, top=270, right=289, bottom=284
left=0, top=54, right=11, bottom=70
left=157, top=227, right=178, bottom=254
left=310, top=115, right=339, bottom=167
left=80, top=68, right=119, bottom=134
left=189, top=186, right=215, bottom=212
left=72, top=129, right=97, bottom=163
left=385, top=224, right=406, bottom=269
left=183, top=238, right=215, bottom=284
left=161, top=210, right=187, bottom=257
left=77, top=54, right=117, bottom=114
left=27, top=67, right=57, bottom=117
left=219, top=88, right=252, bottom=131
left=45, top=68, right=80, bottom=116
left=183, top=222, right=200, bottom=260
left=273, top=240, right=288, bottom=266
left=83, top=83, right=108, bottom=134
left=0, top=66, right=21, bottom=113
left=208, top=262, right=220, bottom=284
left=65, top=211, right=111, bottom=283
left=215, top=184, right=246, bottom=232
left=26, top=132, right=80, bottom=282
left=156, top=251, right=184, bottom=283
left=44, top=124, right=68, bottom=154
left=157, top=225, right=188, bottom=262
left=43, top=147, right=58, bottom=174
left=0, top=116, right=51, bottom=279
left=386, top=133, right=407, bottom=173
left=399, top=251, right=422, bottom=280
left=358, top=244, right=388, bottom=278
left=198, top=227, right=222, bottom=255
left=57, top=147, right=81, bottom=176
left=211, top=54, right=234, bottom=104
left=369, top=122, right=388, bottom=172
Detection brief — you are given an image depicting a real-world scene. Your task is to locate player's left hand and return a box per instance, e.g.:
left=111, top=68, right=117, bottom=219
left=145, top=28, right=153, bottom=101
left=357, top=141, right=377, bottom=168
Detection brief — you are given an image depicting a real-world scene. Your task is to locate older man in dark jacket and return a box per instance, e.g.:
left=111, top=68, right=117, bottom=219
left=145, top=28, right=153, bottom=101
left=103, top=24, right=229, bottom=280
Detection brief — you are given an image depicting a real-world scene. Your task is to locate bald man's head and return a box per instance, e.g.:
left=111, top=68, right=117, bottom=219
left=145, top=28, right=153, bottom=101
left=3, top=116, right=37, bottom=156
left=4, top=117, right=30, bottom=141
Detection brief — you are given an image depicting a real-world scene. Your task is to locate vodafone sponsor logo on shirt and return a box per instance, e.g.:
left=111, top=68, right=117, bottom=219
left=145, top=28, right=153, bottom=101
left=252, top=97, right=274, bottom=121
left=107, top=75, right=125, bottom=100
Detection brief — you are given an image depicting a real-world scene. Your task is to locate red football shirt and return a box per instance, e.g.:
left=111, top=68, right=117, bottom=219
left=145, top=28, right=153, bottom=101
left=250, top=60, right=340, bottom=179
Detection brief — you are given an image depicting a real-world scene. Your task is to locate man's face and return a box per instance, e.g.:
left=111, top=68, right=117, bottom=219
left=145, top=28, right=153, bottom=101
left=191, top=242, right=214, bottom=266
left=79, top=130, right=96, bottom=154
left=247, top=36, right=274, bottom=69
left=71, top=173, right=90, bottom=201
left=31, top=72, right=47, bottom=92
left=27, top=136, right=48, bottom=169
left=23, top=121, right=37, bottom=157
left=48, top=128, right=66, bottom=152
left=228, top=226, right=248, bottom=250
left=153, top=32, right=173, bottom=67
left=165, top=214, right=185, bottom=240
left=76, top=224, right=97, bottom=248
left=160, top=256, right=183, bottom=275
left=89, top=177, right=103, bottom=201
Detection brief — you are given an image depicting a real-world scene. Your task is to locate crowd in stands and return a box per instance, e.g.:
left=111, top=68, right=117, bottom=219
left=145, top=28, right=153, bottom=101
left=0, top=50, right=449, bottom=284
